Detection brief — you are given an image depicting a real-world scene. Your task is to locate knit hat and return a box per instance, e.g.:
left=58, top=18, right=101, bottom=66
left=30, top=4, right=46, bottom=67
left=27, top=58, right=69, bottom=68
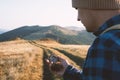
left=72, top=0, right=120, bottom=9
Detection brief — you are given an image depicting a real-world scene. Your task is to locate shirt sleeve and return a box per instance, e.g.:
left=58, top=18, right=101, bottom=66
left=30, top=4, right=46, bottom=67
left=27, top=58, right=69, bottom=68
left=63, top=65, right=83, bottom=80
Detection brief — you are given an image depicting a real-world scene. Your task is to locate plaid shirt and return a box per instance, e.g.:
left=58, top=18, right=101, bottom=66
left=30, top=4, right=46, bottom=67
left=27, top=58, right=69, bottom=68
left=63, top=14, right=120, bottom=80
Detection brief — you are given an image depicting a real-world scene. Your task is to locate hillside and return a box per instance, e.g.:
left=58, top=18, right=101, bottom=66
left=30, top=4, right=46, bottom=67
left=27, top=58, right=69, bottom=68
left=0, top=25, right=95, bottom=44
left=0, top=29, right=6, bottom=34
left=65, top=26, right=84, bottom=31
left=0, top=39, right=89, bottom=80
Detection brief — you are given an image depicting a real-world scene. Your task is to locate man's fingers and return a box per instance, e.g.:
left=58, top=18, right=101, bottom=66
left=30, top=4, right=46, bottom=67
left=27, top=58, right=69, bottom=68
left=57, top=56, right=66, bottom=62
left=45, top=59, right=51, bottom=65
left=57, top=57, right=70, bottom=66
left=45, top=59, right=53, bottom=66
left=45, top=59, right=50, bottom=63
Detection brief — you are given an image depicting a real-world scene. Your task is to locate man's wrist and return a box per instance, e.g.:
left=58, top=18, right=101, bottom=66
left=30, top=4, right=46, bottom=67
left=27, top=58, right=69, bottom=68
left=63, top=65, right=73, bottom=75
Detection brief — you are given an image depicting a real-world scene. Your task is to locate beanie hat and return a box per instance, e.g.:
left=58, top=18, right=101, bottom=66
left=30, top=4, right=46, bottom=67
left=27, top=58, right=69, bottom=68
left=72, top=0, right=120, bottom=9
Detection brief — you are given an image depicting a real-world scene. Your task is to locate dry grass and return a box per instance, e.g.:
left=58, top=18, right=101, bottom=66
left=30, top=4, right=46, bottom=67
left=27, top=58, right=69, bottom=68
left=56, top=45, right=90, bottom=59
left=0, top=39, right=89, bottom=80
left=0, top=40, right=44, bottom=80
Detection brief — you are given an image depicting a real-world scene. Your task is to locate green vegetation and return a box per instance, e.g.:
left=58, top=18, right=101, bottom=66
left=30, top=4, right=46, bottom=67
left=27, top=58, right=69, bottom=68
left=0, top=25, right=95, bottom=44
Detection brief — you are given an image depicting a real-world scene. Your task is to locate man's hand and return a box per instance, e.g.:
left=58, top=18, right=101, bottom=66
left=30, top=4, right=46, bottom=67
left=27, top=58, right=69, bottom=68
left=45, top=57, right=69, bottom=77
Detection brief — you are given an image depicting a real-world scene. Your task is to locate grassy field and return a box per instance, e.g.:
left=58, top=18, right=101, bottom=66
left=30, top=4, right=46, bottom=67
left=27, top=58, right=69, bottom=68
left=0, top=39, right=90, bottom=80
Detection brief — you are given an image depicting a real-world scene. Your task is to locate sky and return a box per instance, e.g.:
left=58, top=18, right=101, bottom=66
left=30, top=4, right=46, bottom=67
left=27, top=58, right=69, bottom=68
left=0, top=0, right=85, bottom=30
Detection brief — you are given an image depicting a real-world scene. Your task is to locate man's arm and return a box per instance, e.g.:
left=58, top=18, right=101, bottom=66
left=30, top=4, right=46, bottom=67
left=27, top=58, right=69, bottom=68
left=63, top=65, right=83, bottom=80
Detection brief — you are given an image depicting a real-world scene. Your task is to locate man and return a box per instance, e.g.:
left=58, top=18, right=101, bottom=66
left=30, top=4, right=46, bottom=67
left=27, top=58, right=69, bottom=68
left=46, top=0, right=120, bottom=80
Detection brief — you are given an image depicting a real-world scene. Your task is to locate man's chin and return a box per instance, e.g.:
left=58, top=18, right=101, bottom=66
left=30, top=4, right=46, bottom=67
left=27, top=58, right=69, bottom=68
left=85, top=29, right=92, bottom=32
left=86, top=28, right=96, bottom=33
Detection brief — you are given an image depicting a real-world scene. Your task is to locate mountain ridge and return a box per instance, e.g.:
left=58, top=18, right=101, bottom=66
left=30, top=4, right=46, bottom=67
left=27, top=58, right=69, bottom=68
left=65, top=26, right=84, bottom=31
left=0, top=25, right=95, bottom=44
left=0, top=29, right=7, bottom=34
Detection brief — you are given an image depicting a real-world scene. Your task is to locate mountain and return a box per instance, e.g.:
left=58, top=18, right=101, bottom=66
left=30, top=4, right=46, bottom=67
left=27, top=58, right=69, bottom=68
left=0, top=25, right=96, bottom=44
left=0, top=29, right=6, bottom=34
left=65, top=26, right=84, bottom=31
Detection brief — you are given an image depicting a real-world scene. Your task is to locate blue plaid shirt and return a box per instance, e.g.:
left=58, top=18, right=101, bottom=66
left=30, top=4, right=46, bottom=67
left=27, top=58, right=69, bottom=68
left=63, top=14, right=120, bottom=80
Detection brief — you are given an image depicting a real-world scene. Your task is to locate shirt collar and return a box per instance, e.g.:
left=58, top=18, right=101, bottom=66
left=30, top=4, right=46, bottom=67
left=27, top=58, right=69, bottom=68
left=93, top=14, right=120, bottom=36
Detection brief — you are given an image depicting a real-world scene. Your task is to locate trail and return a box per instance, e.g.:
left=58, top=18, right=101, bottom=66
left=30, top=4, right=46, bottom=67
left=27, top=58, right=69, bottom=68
left=27, top=40, right=83, bottom=69
left=27, top=40, right=58, bottom=80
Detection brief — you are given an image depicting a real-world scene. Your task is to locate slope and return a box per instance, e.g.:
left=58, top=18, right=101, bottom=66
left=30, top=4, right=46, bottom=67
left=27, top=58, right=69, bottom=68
left=0, top=39, right=89, bottom=80
left=0, top=25, right=95, bottom=44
